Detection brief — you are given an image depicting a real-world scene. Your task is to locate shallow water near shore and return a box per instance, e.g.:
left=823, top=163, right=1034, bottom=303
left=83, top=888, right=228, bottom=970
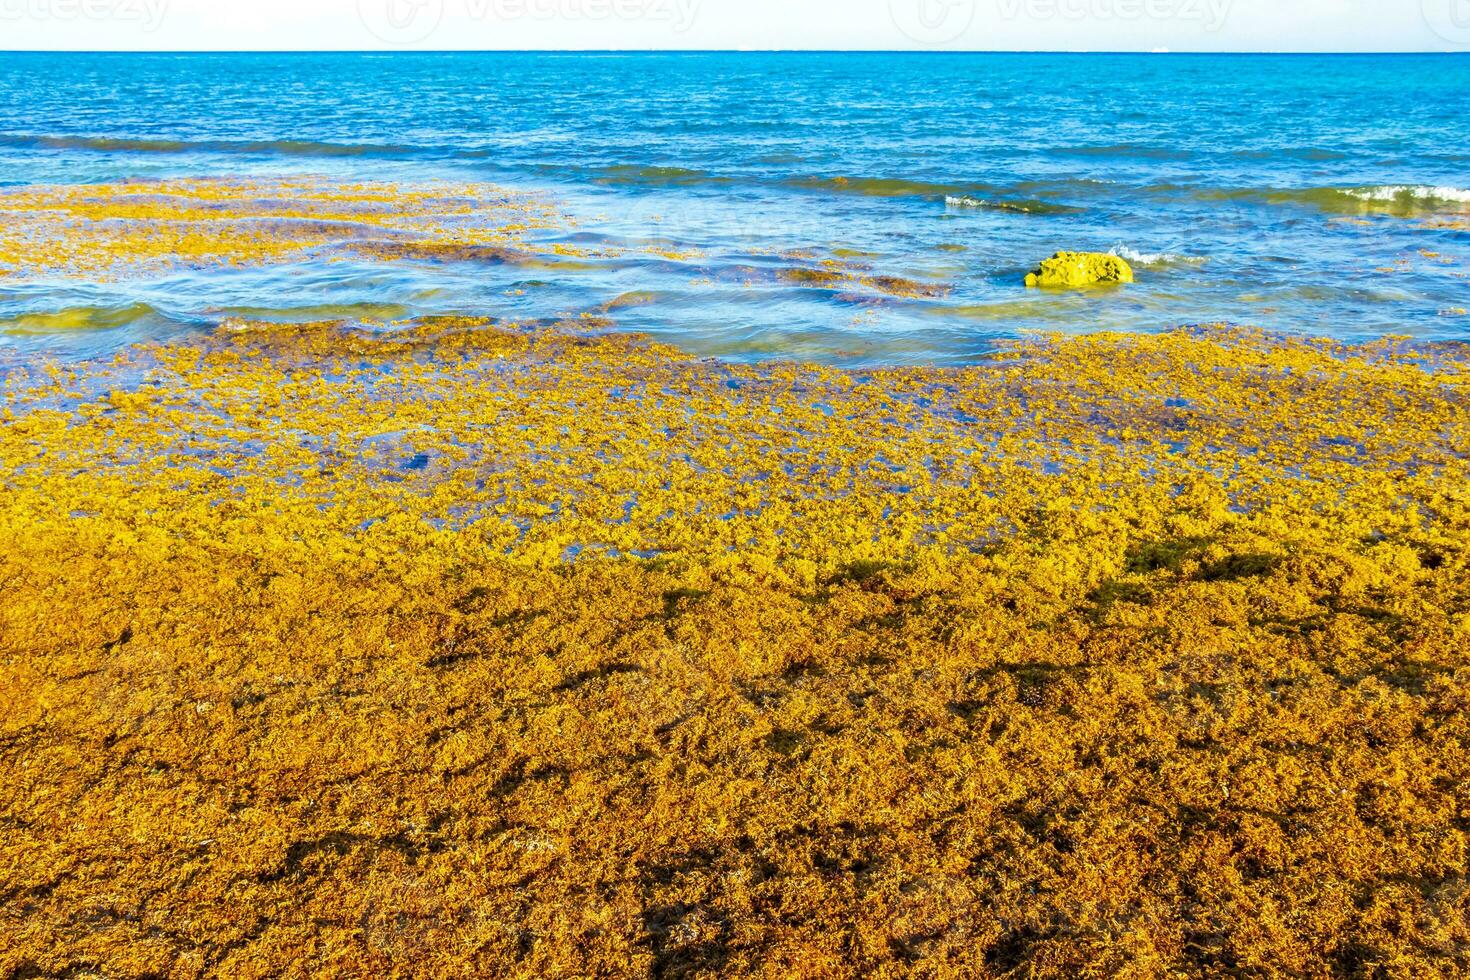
left=2, top=52, right=1469, bottom=364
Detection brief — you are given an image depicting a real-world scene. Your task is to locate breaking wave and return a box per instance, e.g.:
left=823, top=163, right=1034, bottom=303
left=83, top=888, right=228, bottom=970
left=1108, top=245, right=1208, bottom=267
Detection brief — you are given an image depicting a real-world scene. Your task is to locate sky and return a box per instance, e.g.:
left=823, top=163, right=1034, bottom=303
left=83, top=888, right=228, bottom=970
left=0, top=0, right=1467, bottom=52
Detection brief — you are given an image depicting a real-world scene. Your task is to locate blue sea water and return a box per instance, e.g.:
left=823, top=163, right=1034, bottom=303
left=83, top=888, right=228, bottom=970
left=1, top=51, right=1468, bottom=364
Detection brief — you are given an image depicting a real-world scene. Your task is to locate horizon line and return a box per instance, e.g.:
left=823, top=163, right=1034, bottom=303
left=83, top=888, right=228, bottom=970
left=2, top=48, right=1467, bottom=55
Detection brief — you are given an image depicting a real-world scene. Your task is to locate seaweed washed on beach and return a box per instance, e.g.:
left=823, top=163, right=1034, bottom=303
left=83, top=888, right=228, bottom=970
left=2, top=177, right=1470, bottom=976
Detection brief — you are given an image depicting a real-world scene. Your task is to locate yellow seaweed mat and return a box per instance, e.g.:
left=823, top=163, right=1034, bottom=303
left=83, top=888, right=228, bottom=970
left=0, top=178, right=573, bottom=280
left=0, top=178, right=951, bottom=301
left=3, top=318, right=1470, bottom=977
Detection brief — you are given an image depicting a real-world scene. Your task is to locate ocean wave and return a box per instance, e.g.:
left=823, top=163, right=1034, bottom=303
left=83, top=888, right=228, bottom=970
left=1108, top=245, right=1207, bottom=267
left=0, top=302, right=162, bottom=335
left=557, top=165, right=1089, bottom=214
left=0, top=133, right=427, bottom=158
left=943, top=194, right=1082, bottom=216
left=1053, top=143, right=1194, bottom=161
left=587, top=165, right=735, bottom=189
left=1231, top=147, right=1349, bottom=163
left=1192, top=183, right=1470, bottom=216
left=208, top=302, right=414, bottom=323
left=791, top=176, right=964, bottom=198
left=1342, top=185, right=1470, bottom=205
left=787, top=177, right=1083, bottom=214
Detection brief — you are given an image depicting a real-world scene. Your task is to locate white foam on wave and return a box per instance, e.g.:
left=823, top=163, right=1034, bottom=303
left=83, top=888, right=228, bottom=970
left=945, top=195, right=985, bottom=208
left=1108, top=245, right=1207, bottom=267
left=1344, top=185, right=1470, bottom=204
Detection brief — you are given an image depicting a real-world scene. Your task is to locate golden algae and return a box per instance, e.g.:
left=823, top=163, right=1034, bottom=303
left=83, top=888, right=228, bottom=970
left=1025, top=251, right=1135, bottom=288
left=0, top=178, right=569, bottom=280
left=860, top=274, right=951, bottom=299
left=779, top=264, right=952, bottom=299
left=2, top=315, right=1470, bottom=977
left=0, top=303, right=159, bottom=336
left=0, top=177, right=960, bottom=310
left=779, top=266, right=849, bottom=289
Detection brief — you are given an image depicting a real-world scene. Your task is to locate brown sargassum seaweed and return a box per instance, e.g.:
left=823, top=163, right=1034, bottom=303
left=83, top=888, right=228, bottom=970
left=2, top=314, right=1469, bottom=977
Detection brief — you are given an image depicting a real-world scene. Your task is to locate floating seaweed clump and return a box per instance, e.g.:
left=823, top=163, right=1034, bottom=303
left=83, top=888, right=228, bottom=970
left=779, top=263, right=951, bottom=299
left=2, top=314, right=1469, bottom=977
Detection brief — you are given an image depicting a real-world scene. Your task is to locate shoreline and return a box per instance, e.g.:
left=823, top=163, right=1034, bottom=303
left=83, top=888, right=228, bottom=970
left=4, top=173, right=1469, bottom=367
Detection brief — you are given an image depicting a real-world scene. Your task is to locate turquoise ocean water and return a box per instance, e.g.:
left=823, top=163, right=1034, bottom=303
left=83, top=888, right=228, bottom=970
left=1, top=51, right=1468, bottom=364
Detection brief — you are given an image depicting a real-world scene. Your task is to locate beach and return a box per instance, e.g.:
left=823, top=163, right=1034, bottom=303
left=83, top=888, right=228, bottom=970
left=4, top=186, right=1469, bottom=972
left=2, top=51, right=1470, bottom=976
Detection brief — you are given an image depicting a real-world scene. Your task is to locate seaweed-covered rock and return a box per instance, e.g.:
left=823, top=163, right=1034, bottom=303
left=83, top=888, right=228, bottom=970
left=1025, top=251, right=1134, bottom=288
